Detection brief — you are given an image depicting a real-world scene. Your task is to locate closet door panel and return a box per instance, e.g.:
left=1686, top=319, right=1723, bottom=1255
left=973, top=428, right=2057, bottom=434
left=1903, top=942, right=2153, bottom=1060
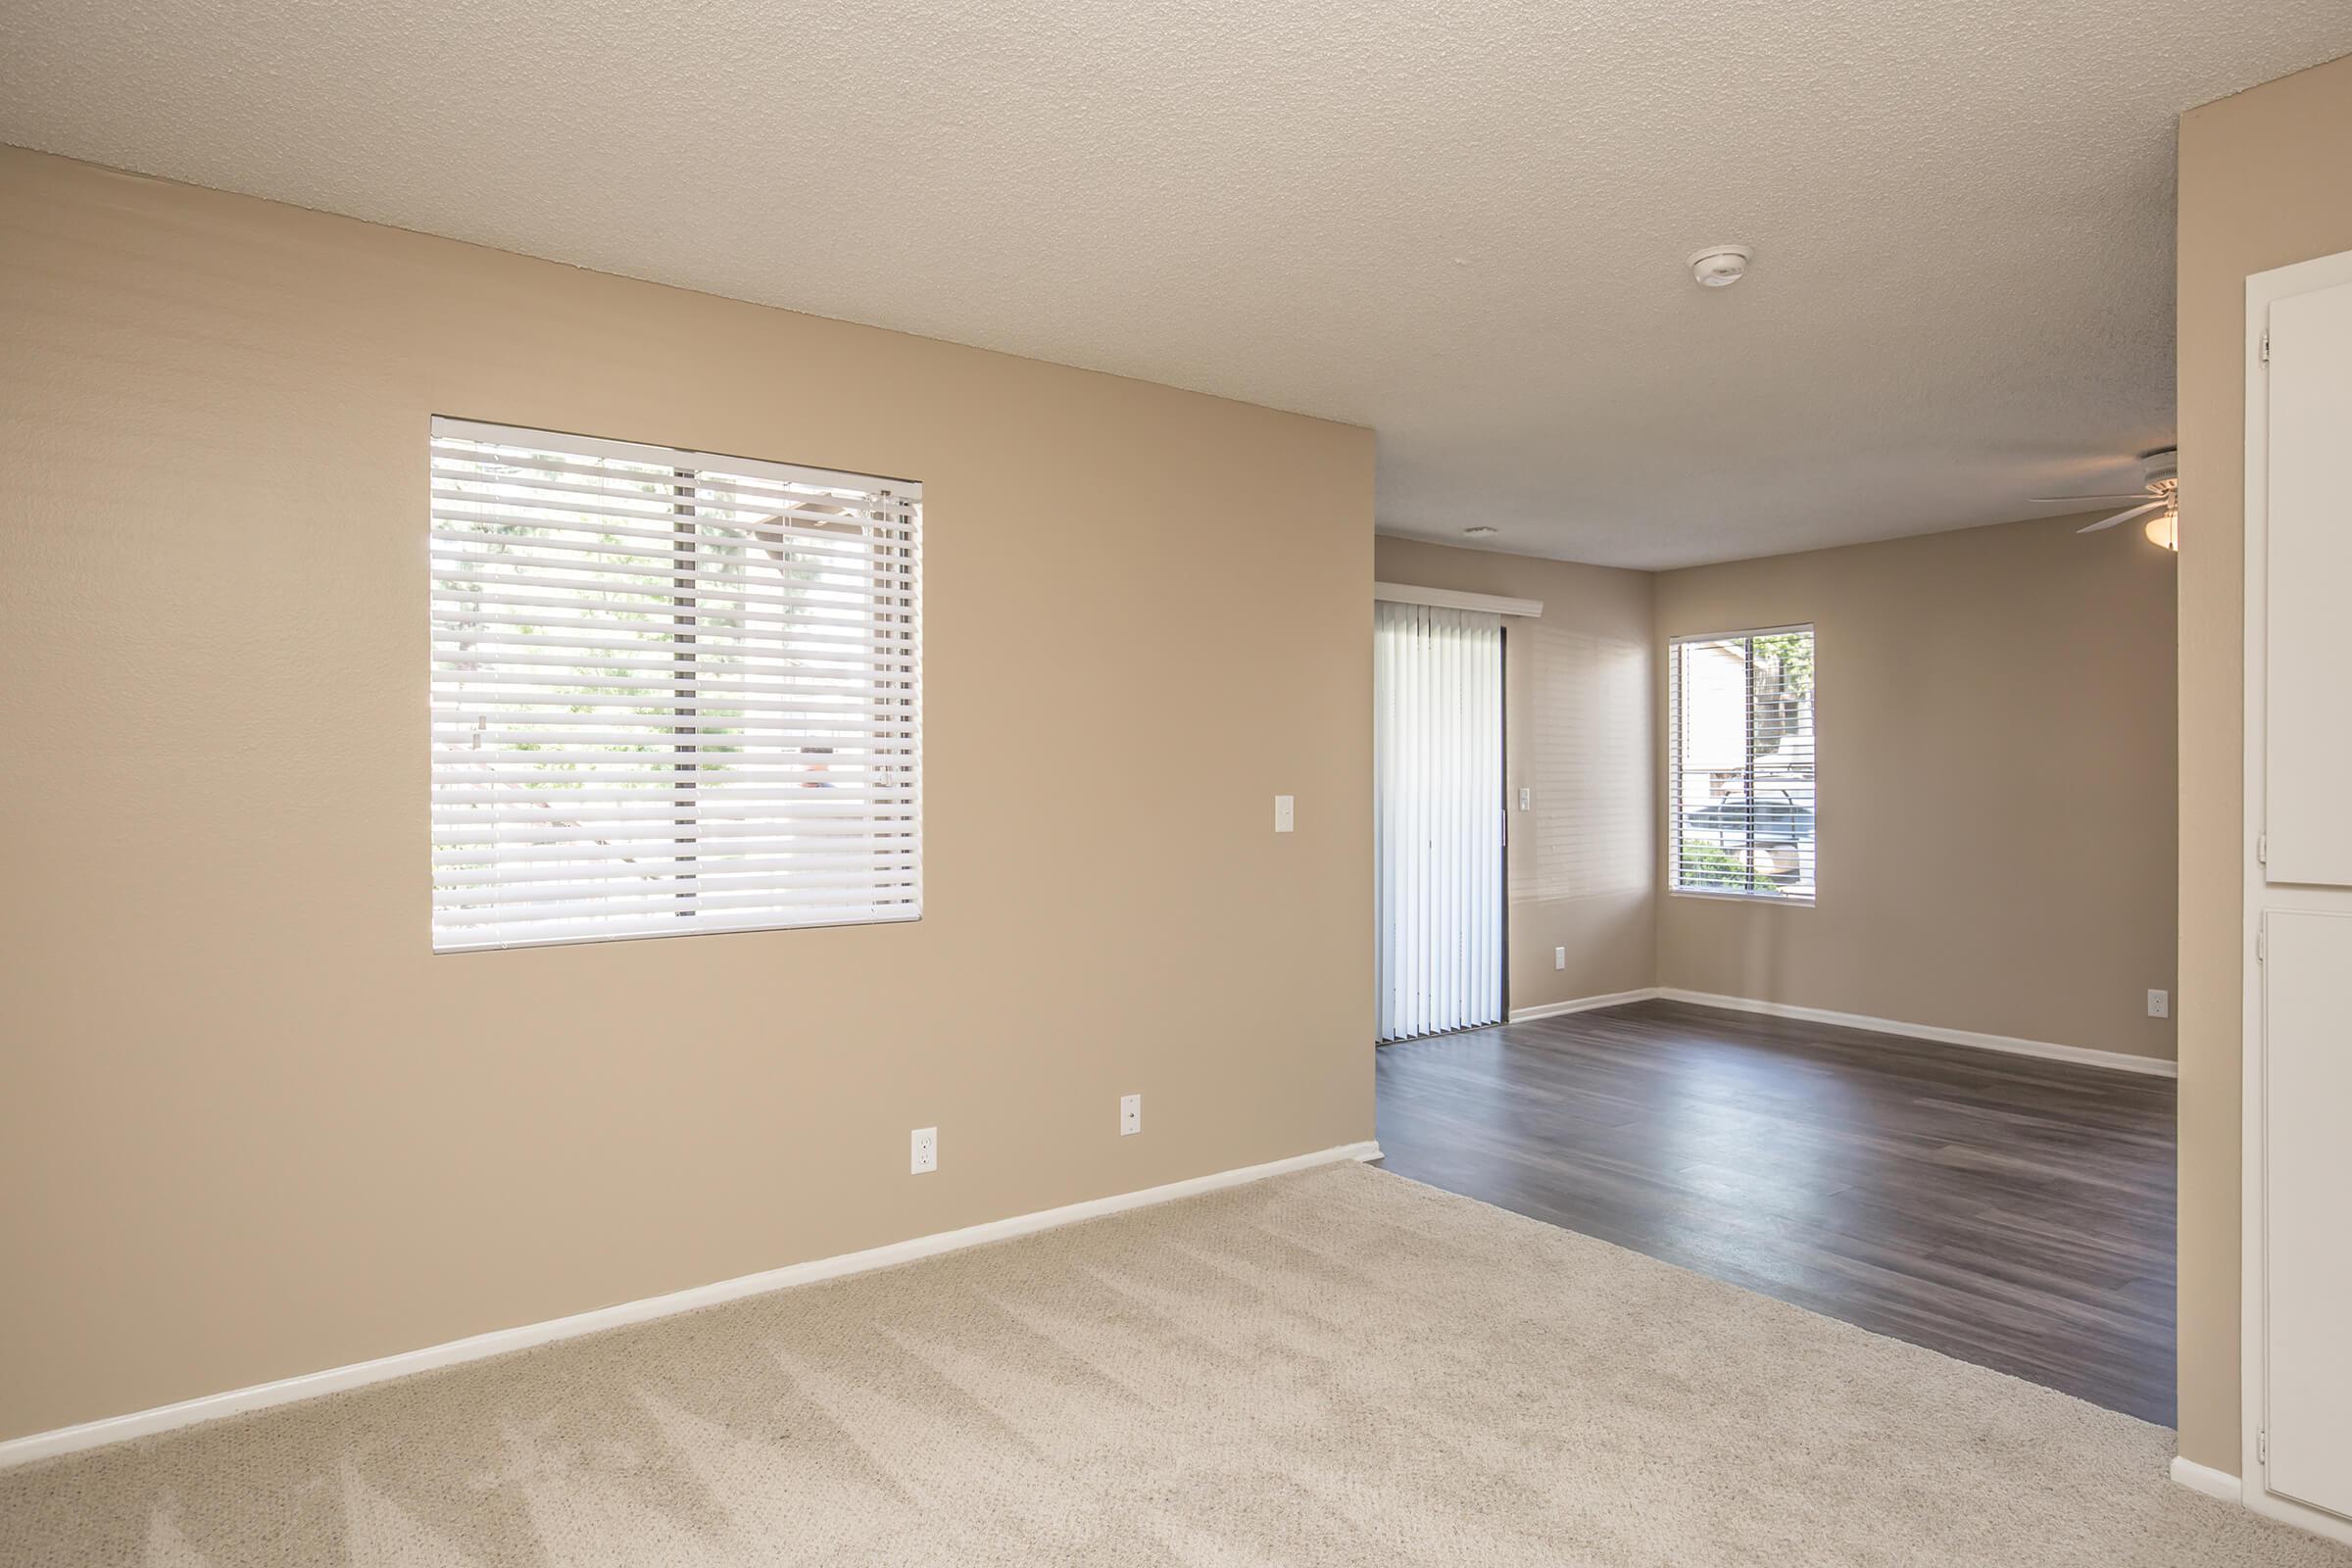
left=2265, top=279, right=2352, bottom=886
left=2264, top=909, right=2352, bottom=1518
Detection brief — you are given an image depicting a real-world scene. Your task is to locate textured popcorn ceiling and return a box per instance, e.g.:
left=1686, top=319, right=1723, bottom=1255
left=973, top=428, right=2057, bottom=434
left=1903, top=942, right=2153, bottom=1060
left=4, top=2, right=2348, bottom=566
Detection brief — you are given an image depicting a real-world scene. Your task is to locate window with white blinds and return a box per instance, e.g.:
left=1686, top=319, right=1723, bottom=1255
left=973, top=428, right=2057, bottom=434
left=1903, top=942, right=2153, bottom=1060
left=429, top=417, right=920, bottom=952
left=1668, top=625, right=1816, bottom=902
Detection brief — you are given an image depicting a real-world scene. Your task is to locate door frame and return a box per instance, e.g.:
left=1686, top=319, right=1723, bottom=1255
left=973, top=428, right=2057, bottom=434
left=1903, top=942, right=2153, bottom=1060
left=1498, top=624, right=1511, bottom=1023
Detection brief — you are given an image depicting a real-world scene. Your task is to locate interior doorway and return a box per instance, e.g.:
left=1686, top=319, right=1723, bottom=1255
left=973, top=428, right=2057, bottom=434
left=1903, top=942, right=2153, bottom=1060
left=1373, top=599, right=1506, bottom=1041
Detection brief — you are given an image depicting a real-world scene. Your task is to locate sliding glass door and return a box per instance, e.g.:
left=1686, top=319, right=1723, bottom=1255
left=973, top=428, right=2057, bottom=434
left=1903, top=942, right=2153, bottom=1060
left=1374, top=601, right=1505, bottom=1042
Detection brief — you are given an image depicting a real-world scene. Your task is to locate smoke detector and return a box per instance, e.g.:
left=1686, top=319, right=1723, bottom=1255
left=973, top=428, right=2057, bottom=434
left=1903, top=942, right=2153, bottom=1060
left=1689, top=245, right=1752, bottom=288
left=1463, top=525, right=1498, bottom=538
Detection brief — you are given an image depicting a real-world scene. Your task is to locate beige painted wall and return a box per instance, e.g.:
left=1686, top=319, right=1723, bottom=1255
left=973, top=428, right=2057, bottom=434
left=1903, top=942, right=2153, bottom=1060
left=2174, top=51, right=2352, bottom=1477
left=1371, top=538, right=1657, bottom=1013
left=0, top=147, right=1376, bottom=1444
left=1654, top=515, right=2178, bottom=1063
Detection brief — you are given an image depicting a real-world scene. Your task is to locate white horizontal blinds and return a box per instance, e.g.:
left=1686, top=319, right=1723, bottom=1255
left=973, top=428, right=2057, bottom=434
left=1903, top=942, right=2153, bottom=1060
left=429, top=417, right=921, bottom=952
left=1668, top=626, right=1816, bottom=902
left=1375, top=601, right=1504, bottom=1042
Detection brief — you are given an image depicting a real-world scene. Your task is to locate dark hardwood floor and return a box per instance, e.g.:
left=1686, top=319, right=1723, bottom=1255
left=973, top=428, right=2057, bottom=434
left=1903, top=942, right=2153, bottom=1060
left=1374, top=999, right=2177, bottom=1424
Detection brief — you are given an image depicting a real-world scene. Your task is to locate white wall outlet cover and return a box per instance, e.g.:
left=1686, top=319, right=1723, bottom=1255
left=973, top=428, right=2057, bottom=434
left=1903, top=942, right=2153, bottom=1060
left=910, top=1127, right=938, bottom=1174
left=2147, top=989, right=2170, bottom=1018
left=1554, top=947, right=1567, bottom=970
left=1273, top=795, right=1295, bottom=833
left=1519, top=787, right=1532, bottom=809
left=1119, top=1093, right=1142, bottom=1136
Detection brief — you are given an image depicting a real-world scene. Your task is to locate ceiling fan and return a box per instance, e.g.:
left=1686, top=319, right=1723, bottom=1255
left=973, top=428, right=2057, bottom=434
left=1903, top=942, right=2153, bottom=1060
left=2032, top=448, right=2179, bottom=545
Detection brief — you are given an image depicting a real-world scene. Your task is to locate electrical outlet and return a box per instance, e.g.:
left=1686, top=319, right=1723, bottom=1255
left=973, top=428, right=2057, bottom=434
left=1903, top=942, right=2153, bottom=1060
left=2147, top=989, right=2170, bottom=1019
left=1519, top=787, right=1532, bottom=810
left=910, top=1126, right=938, bottom=1174
left=1119, top=1094, right=1142, bottom=1136
left=1554, top=947, right=1567, bottom=971
left=1273, top=795, right=1295, bottom=833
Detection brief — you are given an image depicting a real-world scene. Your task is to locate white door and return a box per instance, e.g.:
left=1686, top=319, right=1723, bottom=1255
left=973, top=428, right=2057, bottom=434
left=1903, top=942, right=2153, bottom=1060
left=2250, top=258, right=2352, bottom=1531
left=1374, top=601, right=1503, bottom=1042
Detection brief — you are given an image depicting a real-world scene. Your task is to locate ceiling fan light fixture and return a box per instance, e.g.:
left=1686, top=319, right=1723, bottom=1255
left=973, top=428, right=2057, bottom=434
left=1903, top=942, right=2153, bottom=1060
left=2042, top=446, right=2182, bottom=541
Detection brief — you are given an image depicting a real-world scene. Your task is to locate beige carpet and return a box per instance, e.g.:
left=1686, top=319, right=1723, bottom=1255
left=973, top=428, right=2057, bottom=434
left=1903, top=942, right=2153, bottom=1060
left=1, top=1160, right=2342, bottom=1566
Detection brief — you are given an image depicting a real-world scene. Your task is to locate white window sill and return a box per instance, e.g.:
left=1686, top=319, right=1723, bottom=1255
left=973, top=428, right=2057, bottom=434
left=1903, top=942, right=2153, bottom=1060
left=1668, top=888, right=1816, bottom=906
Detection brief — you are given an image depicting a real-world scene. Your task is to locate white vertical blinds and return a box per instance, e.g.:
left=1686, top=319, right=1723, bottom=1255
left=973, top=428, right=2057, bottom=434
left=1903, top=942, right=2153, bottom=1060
left=429, top=417, right=921, bottom=952
left=1667, top=625, right=1816, bottom=902
left=1375, top=601, right=1504, bottom=1042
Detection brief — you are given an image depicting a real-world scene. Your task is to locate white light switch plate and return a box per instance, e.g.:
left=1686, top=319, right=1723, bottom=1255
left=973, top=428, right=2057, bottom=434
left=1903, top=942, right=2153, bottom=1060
left=1273, top=795, right=1295, bottom=833
left=1119, top=1094, right=1142, bottom=1136
left=910, top=1127, right=938, bottom=1174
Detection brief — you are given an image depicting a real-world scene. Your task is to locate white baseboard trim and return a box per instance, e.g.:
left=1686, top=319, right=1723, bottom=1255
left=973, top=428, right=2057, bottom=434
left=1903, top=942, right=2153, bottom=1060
left=2171, top=1455, right=2243, bottom=1504
left=0, top=1139, right=1382, bottom=1471
left=1654, top=989, right=2177, bottom=1078
left=1509, top=987, right=1661, bottom=1022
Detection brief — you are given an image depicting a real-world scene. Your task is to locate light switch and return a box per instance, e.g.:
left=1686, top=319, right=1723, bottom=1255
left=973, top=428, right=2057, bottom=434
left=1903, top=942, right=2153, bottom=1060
left=1273, top=795, right=1295, bottom=833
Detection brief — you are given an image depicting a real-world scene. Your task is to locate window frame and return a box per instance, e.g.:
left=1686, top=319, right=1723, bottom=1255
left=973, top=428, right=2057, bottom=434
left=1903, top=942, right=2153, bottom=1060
left=1666, top=622, right=1817, bottom=906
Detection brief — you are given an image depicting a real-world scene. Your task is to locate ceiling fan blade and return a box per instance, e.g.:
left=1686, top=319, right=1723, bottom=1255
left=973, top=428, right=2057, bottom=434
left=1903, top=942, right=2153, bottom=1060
left=2031, top=494, right=2157, bottom=505
left=2077, top=500, right=2169, bottom=533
